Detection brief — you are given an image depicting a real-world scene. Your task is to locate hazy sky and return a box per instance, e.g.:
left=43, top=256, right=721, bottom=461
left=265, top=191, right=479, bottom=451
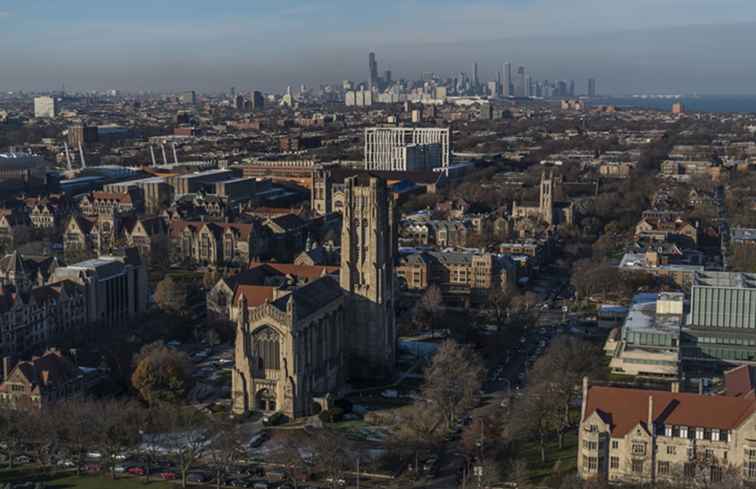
left=2, top=0, right=756, bottom=94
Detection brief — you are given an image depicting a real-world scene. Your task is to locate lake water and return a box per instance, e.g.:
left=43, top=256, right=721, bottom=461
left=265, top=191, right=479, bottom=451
left=586, top=96, right=756, bottom=114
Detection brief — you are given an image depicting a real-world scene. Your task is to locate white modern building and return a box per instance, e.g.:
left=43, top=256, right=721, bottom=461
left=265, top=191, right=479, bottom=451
left=364, top=127, right=451, bottom=173
left=33, top=96, right=57, bottom=118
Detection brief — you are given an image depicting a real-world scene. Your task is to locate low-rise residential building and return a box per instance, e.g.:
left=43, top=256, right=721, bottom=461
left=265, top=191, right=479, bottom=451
left=0, top=280, right=86, bottom=356
left=635, top=216, right=699, bottom=247
left=0, top=349, right=98, bottom=410
left=396, top=251, right=517, bottom=302
left=169, top=220, right=270, bottom=267
left=579, top=379, right=756, bottom=485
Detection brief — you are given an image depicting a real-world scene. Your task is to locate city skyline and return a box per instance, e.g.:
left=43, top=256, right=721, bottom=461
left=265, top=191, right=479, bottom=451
left=2, top=1, right=756, bottom=94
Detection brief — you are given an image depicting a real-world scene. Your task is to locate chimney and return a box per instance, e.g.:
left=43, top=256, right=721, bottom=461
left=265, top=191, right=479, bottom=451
left=671, top=381, right=680, bottom=393
left=648, top=396, right=654, bottom=434
left=2, top=356, right=13, bottom=382
left=580, top=377, right=589, bottom=422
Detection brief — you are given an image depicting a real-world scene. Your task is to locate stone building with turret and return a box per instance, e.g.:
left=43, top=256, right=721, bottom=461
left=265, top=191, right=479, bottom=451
left=232, top=175, right=397, bottom=419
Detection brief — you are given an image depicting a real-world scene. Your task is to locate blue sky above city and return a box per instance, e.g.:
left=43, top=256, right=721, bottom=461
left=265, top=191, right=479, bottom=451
left=2, top=0, right=756, bottom=93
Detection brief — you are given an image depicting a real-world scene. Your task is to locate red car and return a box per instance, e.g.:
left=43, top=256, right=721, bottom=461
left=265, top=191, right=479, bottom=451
left=85, top=463, right=102, bottom=473
left=127, top=466, right=146, bottom=475
left=160, top=471, right=178, bottom=480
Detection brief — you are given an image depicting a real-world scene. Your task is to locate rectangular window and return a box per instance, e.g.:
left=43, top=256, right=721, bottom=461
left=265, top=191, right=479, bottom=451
left=680, top=426, right=688, bottom=438
left=745, top=462, right=756, bottom=480
left=610, top=457, right=619, bottom=469
left=632, top=442, right=646, bottom=456
left=584, top=441, right=598, bottom=450
left=667, top=446, right=677, bottom=455
left=658, top=461, right=670, bottom=475
left=665, top=425, right=673, bottom=437
left=711, top=466, right=722, bottom=483
left=632, top=460, right=644, bottom=473
left=684, top=463, right=696, bottom=478
left=696, top=428, right=704, bottom=440
left=611, top=440, right=619, bottom=450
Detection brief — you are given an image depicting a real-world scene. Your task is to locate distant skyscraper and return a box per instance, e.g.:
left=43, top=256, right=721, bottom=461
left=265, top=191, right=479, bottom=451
left=369, top=52, right=379, bottom=89
left=517, top=66, right=526, bottom=97
left=34, top=96, right=57, bottom=118
left=252, top=91, right=265, bottom=111
left=503, top=63, right=512, bottom=97
left=384, top=70, right=392, bottom=86
left=588, top=78, right=597, bottom=97
left=569, top=80, right=576, bottom=98
left=473, top=62, right=479, bottom=90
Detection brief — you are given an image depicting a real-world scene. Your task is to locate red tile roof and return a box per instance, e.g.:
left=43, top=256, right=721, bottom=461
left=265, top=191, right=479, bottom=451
left=725, top=365, right=756, bottom=399
left=584, top=385, right=756, bottom=437
left=249, top=262, right=338, bottom=279
left=234, top=285, right=276, bottom=307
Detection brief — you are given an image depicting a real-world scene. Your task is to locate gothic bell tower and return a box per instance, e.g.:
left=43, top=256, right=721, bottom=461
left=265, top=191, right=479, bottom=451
left=340, top=175, right=397, bottom=379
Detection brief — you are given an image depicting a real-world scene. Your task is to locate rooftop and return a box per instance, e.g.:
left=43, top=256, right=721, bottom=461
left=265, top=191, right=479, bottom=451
left=693, top=271, right=756, bottom=289
left=733, top=228, right=756, bottom=242
left=623, top=293, right=683, bottom=336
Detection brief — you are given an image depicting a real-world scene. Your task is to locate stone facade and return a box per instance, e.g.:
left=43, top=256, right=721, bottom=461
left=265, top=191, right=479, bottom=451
left=232, top=175, right=398, bottom=419
left=579, top=379, right=756, bottom=485
left=512, top=170, right=574, bottom=226
left=339, top=175, right=397, bottom=380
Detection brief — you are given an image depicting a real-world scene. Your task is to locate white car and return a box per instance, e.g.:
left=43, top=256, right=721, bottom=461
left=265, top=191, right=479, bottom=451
left=87, top=451, right=103, bottom=459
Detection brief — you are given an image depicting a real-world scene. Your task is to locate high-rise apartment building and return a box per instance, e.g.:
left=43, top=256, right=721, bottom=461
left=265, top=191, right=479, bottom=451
left=503, top=63, right=512, bottom=97
left=588, top=78, right=597, bottom=97
left=68, top=125, right=98, bottom=147
left=369, top=52, right=379, bottom=89
left=517, top=66, right=527, bottom=97
left=33, top=96, right=57, bottom=118
left=364, top=127, right=451, bottom=173
left=252, top=91, right=265, bottom=111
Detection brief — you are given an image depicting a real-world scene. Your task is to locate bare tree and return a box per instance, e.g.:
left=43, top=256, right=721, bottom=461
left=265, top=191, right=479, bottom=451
left=269, top=436, right=312, bottom=489
left=392, top=401, right=445, bottom=475
left=90, top=400, right=142, bottom=479
left=512, top=382, right=559, bottom=463
left=160, top=406, right=211, bottom=488
left=55, top=401, right=96, bottom=476
left=206, top=418, right=246, bottom=489
left=421, top=339, right=484, bottom=431
left=309, top=430, right=354, bottom=489
left=528, top=337, right=603, bottom=448
left=415, top=285, right=444, bottom=336
left=0, top=408, right=28, bottom=469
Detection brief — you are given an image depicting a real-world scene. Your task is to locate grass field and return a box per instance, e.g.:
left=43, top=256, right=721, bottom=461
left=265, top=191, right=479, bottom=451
left=0, top=467, right=175, bottom=489
left=520, top=429, right=578, bottom=484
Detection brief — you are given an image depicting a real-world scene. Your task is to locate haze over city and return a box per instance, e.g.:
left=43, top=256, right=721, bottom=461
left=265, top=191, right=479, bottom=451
left=3, top=0, right=756, bottom=94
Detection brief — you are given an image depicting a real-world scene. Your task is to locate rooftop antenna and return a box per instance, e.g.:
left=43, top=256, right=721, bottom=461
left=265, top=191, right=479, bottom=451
left=161, top=144, right=168, bottom=165
left=150, top=146, right=157, bottom=166
left=172, top=143, right=179, bottom=164
left=63, top=142, right=73, bottom=171
left=78, top=143, right=87, bottom=169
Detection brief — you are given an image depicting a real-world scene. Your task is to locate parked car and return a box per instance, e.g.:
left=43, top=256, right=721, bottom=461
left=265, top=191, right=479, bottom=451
left=160, top=471, right=178, bottom=480
left=227, top=480, right=252, bottom=488
left=127, top=466, right=146, bottom=476
left=187, top=472, right=209, bottom=483
left=85, top=463, right=102, bottom=473
left=14, top=455, right=32, bottom=465
left=252, top=482, right=270, bottom=489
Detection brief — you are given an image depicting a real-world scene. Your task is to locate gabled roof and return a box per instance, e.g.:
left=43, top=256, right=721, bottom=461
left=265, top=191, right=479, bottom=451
left=584, top=385, right=756, bottom=437
left=250, top=262, right=338, bottom=280
left=271, top=275, right=342, bottom=318
left=725, top=365, right=756, bottom=399
left=0, top=350, right=77, bottom=393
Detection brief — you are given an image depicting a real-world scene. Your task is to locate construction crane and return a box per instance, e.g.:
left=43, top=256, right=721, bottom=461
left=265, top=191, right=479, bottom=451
left=172, top=143, right=179, bottom=164
left=161, top=144, right=168, bottom=165
left=150, top=146, right=157, bottom=166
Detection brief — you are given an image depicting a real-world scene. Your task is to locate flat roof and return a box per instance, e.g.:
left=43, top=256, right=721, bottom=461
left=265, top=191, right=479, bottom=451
left=732, top=228, right=756, bottom=242
left=624, top=293, right=683, bottom=336
left=693, top=271, right=756, bottom=289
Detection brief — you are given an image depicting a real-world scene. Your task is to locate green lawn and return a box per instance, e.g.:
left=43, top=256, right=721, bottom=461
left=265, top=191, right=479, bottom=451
left=519, top=429, right=578, bottom=484
left=0, top=468, right=175, bottom=489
